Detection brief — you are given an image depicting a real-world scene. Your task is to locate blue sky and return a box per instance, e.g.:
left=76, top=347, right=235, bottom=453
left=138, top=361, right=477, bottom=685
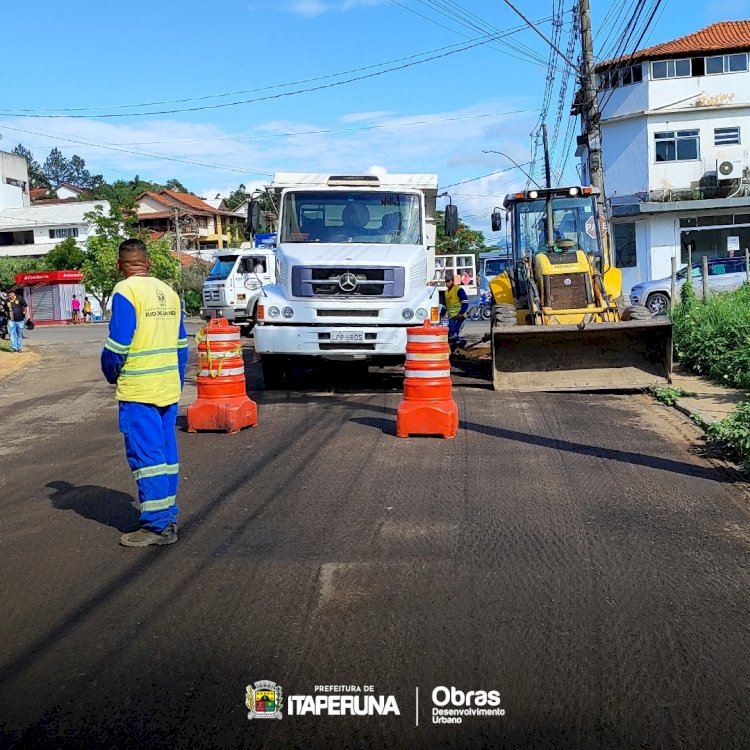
left=2, top=0, right=748, bottom=234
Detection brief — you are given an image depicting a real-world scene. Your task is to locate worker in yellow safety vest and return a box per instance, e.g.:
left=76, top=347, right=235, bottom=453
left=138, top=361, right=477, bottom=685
left=444, top=274, right=469, bottom=350
left=101, top=239, right=188, bottom=547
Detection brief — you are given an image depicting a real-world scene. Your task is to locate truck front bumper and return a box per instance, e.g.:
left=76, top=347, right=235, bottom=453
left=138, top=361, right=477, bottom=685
left=254, top=324, right=409, bottom=357
left=200, top=306, right=249, bottom=322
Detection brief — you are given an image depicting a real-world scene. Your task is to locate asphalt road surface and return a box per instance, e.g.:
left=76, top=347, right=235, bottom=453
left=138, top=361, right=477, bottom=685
left=0, top=324, right=748, bottom=749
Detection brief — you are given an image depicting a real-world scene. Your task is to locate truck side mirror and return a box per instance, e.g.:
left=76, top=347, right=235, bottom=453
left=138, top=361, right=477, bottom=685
left=491, top=211, right=503, bottom=232
left=247, top=201, right=262, bottom=235
left=444, top=204, right=459, bottom=238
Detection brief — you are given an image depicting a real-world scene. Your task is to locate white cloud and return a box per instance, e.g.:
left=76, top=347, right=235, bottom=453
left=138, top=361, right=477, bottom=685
left=339, top=111, right=393, bottom=123
left=287, top=0, right=328, bottom=16
left=0, top=100, right=537, bottom=231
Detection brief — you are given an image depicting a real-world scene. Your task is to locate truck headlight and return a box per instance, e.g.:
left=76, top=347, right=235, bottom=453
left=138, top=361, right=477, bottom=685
left=282, top=307, right=294, bottom=319
left=268, top=306, right=280, bottom=319
left=415, top=308, right=428, bottom=321
left=402, top=308, right=414, bottom=320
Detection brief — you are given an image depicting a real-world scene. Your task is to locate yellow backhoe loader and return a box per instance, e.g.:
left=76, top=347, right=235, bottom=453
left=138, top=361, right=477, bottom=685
left=486, top=186, right=672, bottom=391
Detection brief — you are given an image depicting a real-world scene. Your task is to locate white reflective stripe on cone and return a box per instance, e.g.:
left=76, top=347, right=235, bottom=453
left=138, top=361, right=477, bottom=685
left=408, top=334, right=448, bottom=343
left=206, top=333, right=241, bottom=342
left=404, top=369, right=451, bottom=378
left=406, top=352, right=450, bottom=361
left=198, top=367, right=246, bottom=377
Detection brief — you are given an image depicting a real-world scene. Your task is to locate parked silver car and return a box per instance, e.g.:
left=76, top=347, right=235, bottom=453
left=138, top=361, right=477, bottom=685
left=629, top=257, right=748, bottom=313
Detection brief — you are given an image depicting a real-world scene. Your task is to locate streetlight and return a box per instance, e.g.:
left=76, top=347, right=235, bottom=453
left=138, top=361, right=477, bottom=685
left=482, top=150, right=544, bottom=189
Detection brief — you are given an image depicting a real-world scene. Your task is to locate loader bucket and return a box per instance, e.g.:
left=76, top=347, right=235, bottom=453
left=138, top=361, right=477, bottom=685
left=492, top=320, right=673, bottom=391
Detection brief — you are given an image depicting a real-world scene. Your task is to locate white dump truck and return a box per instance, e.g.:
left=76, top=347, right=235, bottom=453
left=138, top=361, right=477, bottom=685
left=200, top=238, right=277, bottom=334
left=247, top=173, right=458, bottom=386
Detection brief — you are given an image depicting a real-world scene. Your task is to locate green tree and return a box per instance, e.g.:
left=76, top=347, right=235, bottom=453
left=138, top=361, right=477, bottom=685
left=46, top=237, right=86, bottom=270
left=12, top=144, right=49, bottom=190
left=435, top=210, right=490, bottom=260
left=0, top=256, right=46, bottom=289
left=164, top=178, right=188, bottom=193
left=82, top=205, right=180, bottom=315
left=43, top=148, right=72, bottom=189
left=224, top=184, right=247, bottom=210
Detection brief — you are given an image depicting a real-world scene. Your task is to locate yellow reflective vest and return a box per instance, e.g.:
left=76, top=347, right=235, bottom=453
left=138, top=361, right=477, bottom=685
left=445, top=284, right=466, bottom=318
left=109, top=276, right=184, bottom=406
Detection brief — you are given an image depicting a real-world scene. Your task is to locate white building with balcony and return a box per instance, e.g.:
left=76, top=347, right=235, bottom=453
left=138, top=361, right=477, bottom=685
left=0, top=200, right=110, bottom=258
left=578, top=21, right=750, bottom=294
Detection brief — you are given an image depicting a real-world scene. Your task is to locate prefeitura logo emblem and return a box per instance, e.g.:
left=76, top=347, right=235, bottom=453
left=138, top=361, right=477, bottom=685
left=246, top=680, right=284, bottom=720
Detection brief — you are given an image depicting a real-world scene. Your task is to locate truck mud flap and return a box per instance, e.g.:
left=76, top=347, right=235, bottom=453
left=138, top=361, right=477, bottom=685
left=491, top=320, right=673, bottom=392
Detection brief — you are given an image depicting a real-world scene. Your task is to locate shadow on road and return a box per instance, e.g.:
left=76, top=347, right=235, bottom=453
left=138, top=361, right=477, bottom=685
left=350, top=404, right=727, bottom=483
left=46, top=480, right=138, bottom=532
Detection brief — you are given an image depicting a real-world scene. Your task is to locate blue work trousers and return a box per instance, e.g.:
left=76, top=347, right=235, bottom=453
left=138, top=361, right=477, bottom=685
left=447, top=316, right=465, bottom=342
left=118, top=401, right=180, bottom=533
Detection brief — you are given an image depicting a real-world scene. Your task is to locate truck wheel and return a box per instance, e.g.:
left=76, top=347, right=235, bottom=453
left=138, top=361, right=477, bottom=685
left=261, top=355, right=290, bottom=389
left=493, top=303, right=517, bottom=327
left=623, top=304, right=654, bottom=321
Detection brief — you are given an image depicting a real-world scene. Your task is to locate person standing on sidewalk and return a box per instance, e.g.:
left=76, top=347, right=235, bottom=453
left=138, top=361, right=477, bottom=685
left=5, top=290, right=28, bottom=353
left=101, top=239, right=189, bottom=548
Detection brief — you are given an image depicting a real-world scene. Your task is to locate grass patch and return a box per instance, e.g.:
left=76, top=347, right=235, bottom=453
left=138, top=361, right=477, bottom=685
left=650, top=386, right=695, bottom=406
left=707, top=400, right=750, bottom=468
left=672, top=283, right=750, bottom=388
left=0, top=339, right=10, bottom=353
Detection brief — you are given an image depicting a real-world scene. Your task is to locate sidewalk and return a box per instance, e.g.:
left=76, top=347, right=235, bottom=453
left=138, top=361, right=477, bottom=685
left=669, top=364, right=747, bottom=425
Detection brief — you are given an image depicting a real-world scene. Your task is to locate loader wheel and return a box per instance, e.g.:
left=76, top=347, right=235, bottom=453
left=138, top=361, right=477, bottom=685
left=622, top=304, right=653, bottom=321
left=493, top=303, right=517, bottom=327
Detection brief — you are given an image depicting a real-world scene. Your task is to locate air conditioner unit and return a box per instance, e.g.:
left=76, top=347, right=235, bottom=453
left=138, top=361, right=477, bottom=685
left=716, top=152, right=743, bottom=181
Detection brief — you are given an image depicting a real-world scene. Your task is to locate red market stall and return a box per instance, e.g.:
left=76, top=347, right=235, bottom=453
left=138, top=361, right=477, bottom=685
left=15, top=270, right=86, bottom=325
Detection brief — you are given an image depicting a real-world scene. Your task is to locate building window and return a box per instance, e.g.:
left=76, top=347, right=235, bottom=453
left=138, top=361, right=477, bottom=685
left=654, top=130, right=700, bottom=162
left=714, top=127, right=741, bottom=146
left=48, top=227, right=79, bottom=239
left=613, top=223, right=636, bottom=268
left=598, top=64, right=643, bottom=90
left=651, top=59, right=691, bottom=79
left=706, top=53, right=748, bottom=75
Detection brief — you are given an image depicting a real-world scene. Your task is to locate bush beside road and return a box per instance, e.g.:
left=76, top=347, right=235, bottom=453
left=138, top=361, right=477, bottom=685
left=667, top=283, right=750, bottom=467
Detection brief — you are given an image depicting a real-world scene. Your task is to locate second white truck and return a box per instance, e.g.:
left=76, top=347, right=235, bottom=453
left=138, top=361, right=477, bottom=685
left=247, top=172, right=458, bottom=387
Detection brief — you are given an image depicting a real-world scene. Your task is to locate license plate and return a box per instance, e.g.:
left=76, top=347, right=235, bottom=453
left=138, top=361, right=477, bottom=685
left=330, top=331, right=365, bottom=343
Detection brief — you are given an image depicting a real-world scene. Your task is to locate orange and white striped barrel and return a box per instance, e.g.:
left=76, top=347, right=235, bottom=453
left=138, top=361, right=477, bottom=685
left=396, top=321, right=458, bottom=439
left=187, top=318, right=257, bottom=433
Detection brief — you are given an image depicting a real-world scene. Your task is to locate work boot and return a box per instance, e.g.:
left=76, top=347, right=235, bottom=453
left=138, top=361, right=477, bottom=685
left=119, top=523, right=178, bottom=547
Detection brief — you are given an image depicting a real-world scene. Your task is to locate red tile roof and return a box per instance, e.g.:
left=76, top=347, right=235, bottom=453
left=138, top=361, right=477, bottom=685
left=599, top=20, right=750, bottom=68
left=161, top=189, right=222, bottom=214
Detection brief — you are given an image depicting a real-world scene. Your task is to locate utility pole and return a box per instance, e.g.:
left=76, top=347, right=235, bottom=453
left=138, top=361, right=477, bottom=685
left=173, top=206, right=186, bottom=311
left=542, top=124, right=555, bottom=250
left=579, top=0, right=606, bottom=210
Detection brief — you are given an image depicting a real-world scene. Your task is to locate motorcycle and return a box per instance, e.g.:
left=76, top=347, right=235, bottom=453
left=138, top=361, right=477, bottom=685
left=467, top=291, right=492, bottom=322
left=0, top=314, right=7, bottom=340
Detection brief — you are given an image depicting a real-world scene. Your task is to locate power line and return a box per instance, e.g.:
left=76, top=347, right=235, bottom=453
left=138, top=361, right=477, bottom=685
left=0, top=30, right=538, bottom=120
left=440, top=163, right=532, bottom=190
left=89, top=109, right=533, bottom=146
left=2, top=33, right=527, bottom=115
left=0, top=123, right=273, bottom=176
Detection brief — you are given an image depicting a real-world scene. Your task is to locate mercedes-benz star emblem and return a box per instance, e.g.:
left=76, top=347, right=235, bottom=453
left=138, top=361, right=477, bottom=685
left=338, top=272, right=358, bottom=292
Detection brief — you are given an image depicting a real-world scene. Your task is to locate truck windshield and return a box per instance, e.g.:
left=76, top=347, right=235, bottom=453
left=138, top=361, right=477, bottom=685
left=515, top=196, right=599, bottom=257
left=280, top=191, right=422, bottom=244
left=206, top=256, right=238, bottom=280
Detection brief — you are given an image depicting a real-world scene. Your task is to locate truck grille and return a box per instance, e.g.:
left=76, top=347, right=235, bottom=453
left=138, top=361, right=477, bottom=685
left=292, top=266, right=405, bottom=298
left=317, top=309, right=379, bottom=318
left=203, top=289, right=220, bottom=303
left=545, top=252, right=578, bottom=265
left=545, top=273, right=592, bottom=309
